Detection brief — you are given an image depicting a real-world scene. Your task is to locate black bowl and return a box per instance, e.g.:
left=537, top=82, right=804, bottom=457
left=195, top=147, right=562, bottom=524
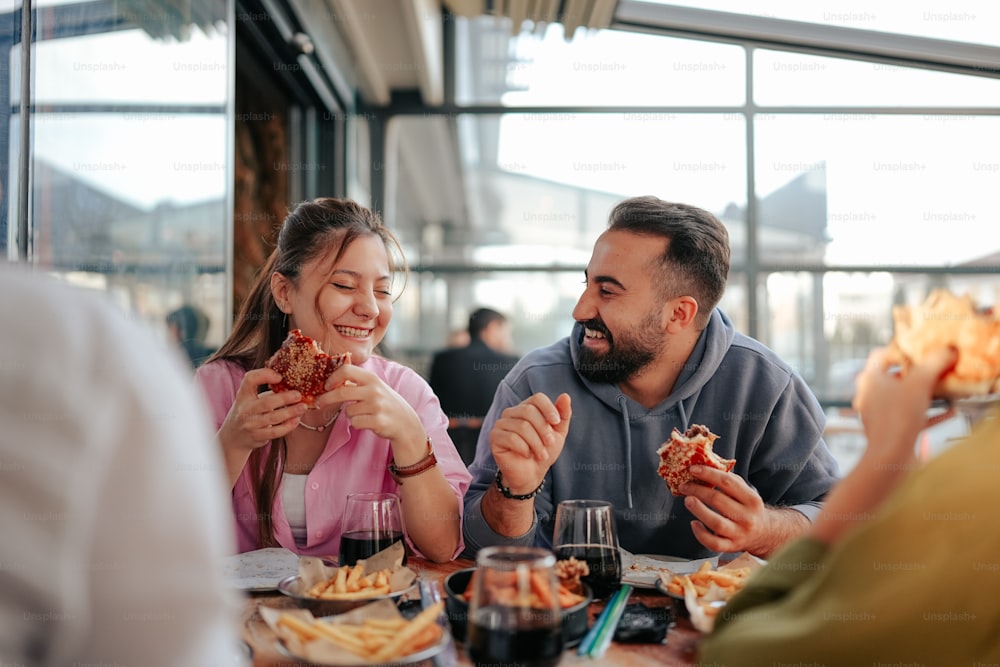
left=443, top=567, right=592, bottom=646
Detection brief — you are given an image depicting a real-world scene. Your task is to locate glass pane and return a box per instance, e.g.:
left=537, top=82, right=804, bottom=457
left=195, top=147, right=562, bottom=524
left=23, top=1, right=231, bottom=365
left=638, top=1, right=1000, bottom=47
left=388, top=113, right=748, bottom=266
left=27, top=28, right=226, bottom=105
left=755, top=49, right=1000, bottom=107
left=758, top=271, right=1000, bottom=405
left=455, top=16, right=745, bottom=106
left=755, top=114, right=1000, bottom=266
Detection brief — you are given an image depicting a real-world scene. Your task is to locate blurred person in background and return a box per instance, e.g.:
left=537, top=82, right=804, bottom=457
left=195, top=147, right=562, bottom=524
left=0, top=263, right=240, bottom=666
left=463, top=196, right=839, bottom=559
left=196, top=197, right=470, bottom=562
left=166, top=303, right=217, bottom=368
left=700, top=345, right=1000, bottom=664
left=429, top=307, right=521, bottom=465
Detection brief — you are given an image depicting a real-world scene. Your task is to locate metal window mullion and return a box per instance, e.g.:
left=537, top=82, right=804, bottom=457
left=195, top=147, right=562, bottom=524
left=745, top=45, right=758, bottom=340
left=16, top=1, right=32, bottom=262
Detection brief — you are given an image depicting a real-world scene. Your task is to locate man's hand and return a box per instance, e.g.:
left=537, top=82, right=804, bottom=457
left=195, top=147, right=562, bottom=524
left=479, top=393, right=571, bottom=539
left=681, top=465, right=808, bottom=557
left=489, top=392, right=572, bottom=495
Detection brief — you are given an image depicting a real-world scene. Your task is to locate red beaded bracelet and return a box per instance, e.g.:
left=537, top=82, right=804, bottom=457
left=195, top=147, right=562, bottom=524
left=388, top=437, right=437, bottom=484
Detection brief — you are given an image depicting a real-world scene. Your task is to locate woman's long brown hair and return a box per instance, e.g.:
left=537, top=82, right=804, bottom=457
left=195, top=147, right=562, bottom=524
left=207, top=197, right=407, bottom=547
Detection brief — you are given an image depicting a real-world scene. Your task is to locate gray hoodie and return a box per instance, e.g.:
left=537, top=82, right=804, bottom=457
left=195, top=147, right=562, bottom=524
left=463, top=309, right=840, bottom=559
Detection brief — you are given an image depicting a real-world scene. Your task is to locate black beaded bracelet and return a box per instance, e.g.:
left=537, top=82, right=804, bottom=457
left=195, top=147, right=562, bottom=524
left=494, top=469, right=545, bottom=500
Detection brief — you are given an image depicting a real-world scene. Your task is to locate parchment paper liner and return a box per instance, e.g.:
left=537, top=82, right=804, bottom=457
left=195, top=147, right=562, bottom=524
left=297, top=541, right=416, bottom=595
left=661, top=552, right=764, bottom=633
left=262, top=598, right=445, bottom=665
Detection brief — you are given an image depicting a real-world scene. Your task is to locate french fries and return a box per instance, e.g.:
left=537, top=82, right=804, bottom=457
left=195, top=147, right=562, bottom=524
left=305, top=563, right=394, bottom=600
left=275, top=601, right=445, bottom=662
left=662, top=561, right=753, bottom=606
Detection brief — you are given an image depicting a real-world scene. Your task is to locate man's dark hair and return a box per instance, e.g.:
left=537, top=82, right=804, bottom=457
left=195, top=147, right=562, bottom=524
left=468, top=307, right=507, bottom=340
left=607, top=196, right=730, bottom=326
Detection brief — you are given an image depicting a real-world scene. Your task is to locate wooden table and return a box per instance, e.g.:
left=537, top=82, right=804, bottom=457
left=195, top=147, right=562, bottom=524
left=241, top=557, right=703, bottom=666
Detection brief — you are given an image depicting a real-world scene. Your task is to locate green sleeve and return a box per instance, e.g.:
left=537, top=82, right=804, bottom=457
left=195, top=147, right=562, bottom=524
left=709, top=537, right=828, bottom=635
left=698, top=424, right=1000, bottom=666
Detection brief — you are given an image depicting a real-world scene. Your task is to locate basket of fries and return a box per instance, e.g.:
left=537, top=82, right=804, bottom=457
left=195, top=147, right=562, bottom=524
left=278, top=542, right=418, bottom=616
left=655, top=554, right=762, bottom=632
left=262, top=598, right=451, bottom=665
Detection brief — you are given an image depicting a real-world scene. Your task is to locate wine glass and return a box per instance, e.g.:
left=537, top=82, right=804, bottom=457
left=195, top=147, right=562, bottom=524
left=338, top=492, right=405, bottom=566
left=552, top=499, right=622, bottom=599
left=467, top=546, right=564, bottom=667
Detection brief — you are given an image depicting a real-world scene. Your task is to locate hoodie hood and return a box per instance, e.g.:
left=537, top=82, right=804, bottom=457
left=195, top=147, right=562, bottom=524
left=567, top=309, right=736, bottom=508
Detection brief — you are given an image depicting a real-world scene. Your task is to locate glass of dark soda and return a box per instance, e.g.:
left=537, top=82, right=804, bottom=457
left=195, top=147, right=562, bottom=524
left=552, top=499, right=622, bottom=599
left=467, top=546, right=564, bottom=667
left=338, top=492, right=405, bottom=566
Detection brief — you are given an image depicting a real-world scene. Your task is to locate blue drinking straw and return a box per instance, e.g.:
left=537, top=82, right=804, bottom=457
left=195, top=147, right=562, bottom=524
left=577, top=584, right=632, bottom=658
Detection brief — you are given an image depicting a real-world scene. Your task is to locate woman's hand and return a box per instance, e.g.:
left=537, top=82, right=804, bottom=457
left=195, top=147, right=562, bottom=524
left=218, top=368, right=309, bottom=453
left=316, top=365, right=426, bottom=458
left=852, top=346, right=958, bottom=461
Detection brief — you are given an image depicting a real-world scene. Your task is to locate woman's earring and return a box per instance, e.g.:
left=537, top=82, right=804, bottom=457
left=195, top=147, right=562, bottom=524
left=282, top=313, right=288, bottom=329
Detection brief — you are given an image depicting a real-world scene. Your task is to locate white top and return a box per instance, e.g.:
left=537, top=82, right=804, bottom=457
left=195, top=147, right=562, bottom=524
left=281, top=473, right=309, bottom=546
left=0, top=265, right=241, bottom=666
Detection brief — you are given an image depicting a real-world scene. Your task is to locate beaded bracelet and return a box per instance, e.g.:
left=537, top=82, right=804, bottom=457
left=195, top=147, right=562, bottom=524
left=388, top=437, right=437, bottom=484
left=494, top=469, right=545, bottom=501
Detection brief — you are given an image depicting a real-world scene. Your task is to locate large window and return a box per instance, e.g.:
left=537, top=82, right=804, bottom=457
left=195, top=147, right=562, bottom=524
left=5, top=0, right=231, bottom=357
left=381, top=14, right=1000, bottom=418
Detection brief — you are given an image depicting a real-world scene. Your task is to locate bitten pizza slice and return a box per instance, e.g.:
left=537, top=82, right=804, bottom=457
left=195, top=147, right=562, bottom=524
left=656, top=424, right=735, bottom=496
left=265, top=329, right=351, bottom=405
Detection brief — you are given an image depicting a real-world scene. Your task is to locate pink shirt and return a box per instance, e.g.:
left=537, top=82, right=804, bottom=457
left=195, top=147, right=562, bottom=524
left=195, top=356, right=472, bottom=558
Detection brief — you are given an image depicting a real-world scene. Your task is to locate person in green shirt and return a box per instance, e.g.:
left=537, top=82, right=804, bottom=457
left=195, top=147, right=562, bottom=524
left=700, top=345, right=1000, bottom=666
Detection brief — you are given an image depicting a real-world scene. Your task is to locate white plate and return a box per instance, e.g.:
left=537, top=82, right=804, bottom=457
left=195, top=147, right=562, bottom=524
left=224, top=547, right=301, bottom=591
left=953, top=393, right=1000, bottom=423
left=619, top=551, right=719, bottom=589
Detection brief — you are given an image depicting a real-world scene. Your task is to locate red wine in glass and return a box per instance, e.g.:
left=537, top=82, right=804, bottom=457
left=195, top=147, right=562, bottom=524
left=338, top=530, right=404, bottom=566
left=467, top=606, right=563, bottom=667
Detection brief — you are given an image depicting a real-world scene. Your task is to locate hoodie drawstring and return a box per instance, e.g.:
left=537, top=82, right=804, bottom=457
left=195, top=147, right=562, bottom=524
left=616, top=395, right=634, bottom=509
left=676, top=386, right=705, bottom=433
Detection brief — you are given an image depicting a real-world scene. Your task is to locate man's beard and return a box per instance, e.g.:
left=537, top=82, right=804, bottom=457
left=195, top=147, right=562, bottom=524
left=576, top=311, right=664, bottom=384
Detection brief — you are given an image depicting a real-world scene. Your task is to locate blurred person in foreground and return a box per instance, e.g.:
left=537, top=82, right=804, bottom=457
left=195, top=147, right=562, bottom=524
left=0, top=263, right=240, bottom=666
left=699, top=346, right=1000, bottom=664
left=196, top=197, right=471, bottom=562
left=429, top=307, right=521, bottom=465
left=463, top=196, right=839, bottom=559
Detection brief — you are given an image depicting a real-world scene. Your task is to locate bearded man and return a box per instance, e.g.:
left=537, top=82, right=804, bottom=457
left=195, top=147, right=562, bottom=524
left=462, top=196, right=840, bottom=559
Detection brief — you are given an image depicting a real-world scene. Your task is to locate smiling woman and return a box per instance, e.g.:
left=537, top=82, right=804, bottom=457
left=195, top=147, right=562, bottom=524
left=193, top=197, right=471, bottom=563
